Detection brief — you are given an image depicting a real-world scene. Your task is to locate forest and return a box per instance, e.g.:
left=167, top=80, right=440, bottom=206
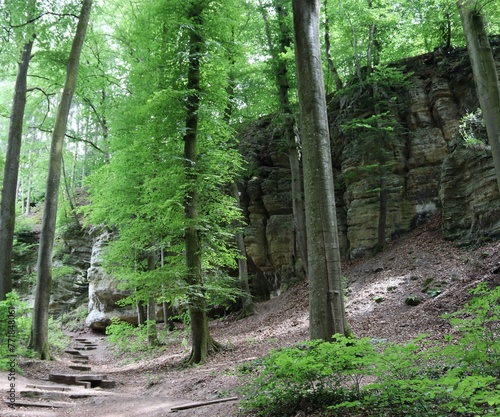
left=1, top=0, right=500, bottom=415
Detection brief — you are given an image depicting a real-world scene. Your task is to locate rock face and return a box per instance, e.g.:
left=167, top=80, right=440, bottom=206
left=441, top=145, right=500, bottom=241
left=50, top=223, right=92, bottom=316
left=85, top=228, right=137, bottom=331
left=239, top=42, right=500, bottom=297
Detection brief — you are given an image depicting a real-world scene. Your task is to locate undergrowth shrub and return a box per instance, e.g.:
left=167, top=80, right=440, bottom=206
left=47, top=317, right=71, bottom=354
left=238, top=336, right=375, bottom=416
left=0, top=292, right=33, bottom=370
left=58, top=304, right=89, bottom=332
left=106, top=318, right=178, bottom=359
left=106, top=318, right=151, bottom=355
left=239, top=284, right=500, bottom=417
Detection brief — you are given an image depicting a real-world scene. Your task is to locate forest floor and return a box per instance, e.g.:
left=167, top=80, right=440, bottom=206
left=2, top=214, right=500, bottom=416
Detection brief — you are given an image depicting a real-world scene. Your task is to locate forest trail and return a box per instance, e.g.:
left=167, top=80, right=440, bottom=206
left=2, top=215, right=500, bottom=416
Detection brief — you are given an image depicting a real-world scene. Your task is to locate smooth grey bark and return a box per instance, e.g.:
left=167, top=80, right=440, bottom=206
left=292, top=0, right=348, bottom=340
left=183, top=1, right=220, bottom=365
left=231, top=183, right=253, bottom=319
left=0, top=38, right=35, bottom=301
left=146, top=250, right=158, bottom=346
left=147, top=297, right=158, bottom=346
left=137, top=298, right=146, bottom=325
left=458, top=0, right=500, bottom=193
left=24, top=135, right=35, bottom=216
left=30, top=0, right=93, bottom=359
left=160, top=249, right=176, bottom=330
left=223, top=37, right=254, bottom=319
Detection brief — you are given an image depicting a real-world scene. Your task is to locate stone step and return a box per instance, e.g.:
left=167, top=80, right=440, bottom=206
left=75, top=339, right=95, bottom=345
left=100, top=380, right=116, bottom=389
left=65, top=349, right=84, bottom=355
left=65, top=350, right=90, bottom=359
left=21, top=390, right=94, bottom=400
left=74, top=345, right=97, bottom=351
left=71, top=359, right=89, bottom=364
left=48, top=374, right=92, bottom=389
left=4, top=399, right=69, bottom=408
left=69, top=365, right=92, bottom=371
left=21, top=390, right=69, bottom=401
left=25, top=384, right=72, bottom=392
left=49, top=372, right=115, bottom=389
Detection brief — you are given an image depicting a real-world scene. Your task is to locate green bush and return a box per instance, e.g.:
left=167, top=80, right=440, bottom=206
left=240, top=284, right=500, bottom=417
left=0, top=292, right=34, bottom=370
left=239, top=336, right=375, bottom=416
left=58, top=304, right=89, bottom=332
left=106, top=318, right=174, bottom=358
left=106, top=318, right=149, bottom=355
left=47, top=317, right=71, bottom=353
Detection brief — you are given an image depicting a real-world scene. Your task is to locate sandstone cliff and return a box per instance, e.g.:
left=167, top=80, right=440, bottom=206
left=239, top=40, right=500, bottom=298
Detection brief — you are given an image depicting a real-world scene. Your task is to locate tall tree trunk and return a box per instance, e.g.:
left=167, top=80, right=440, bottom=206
left=231, top=183, right=253, bottom=319
left=372, top=83, right=388, bottom=253
left=292, top=0, right=348, bottom=340
left=160, top=249, right=176, bottom=330
left=323, top=0, right=343, bottom=92
left=458, top=0, right=500, bottom=193
left=61, top=155, right=80, bottom=227
left=147, top=297, right=158, bottom=346
left=146, top=249, right=158, bottom=346
left=366, top=0, right=380, bottom=75
left=223, top=36, right=254, bottom=319
left=260, top=0, right=308, bottom=277
left=25, top=136, right=34, bottom=216
left=0, top=37, right=34, bottom=301
left=30, top=0, right=93, bottom=359
left=183, top=1, right=220, bottom=365
left=377, top=164, right=388, bottom=252
left=137, top=298, right=146, bottom=326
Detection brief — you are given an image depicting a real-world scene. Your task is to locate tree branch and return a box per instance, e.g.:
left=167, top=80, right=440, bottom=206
left=10, top=12, right=79, bottom=29
left=66, top=133, right=106, bottom=154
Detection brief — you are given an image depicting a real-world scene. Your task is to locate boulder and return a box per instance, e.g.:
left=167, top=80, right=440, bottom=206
left=85, top=229, right=136, bottom=331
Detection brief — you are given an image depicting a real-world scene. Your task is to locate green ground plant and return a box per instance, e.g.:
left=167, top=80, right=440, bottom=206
left=0, top=292, right=72, bottom=370
left=105, top=318, right=182, bottom=360
left=58, top=304, right=89, bottom=332
left=0, top=292, right=34, bottom=370
left=239, top=284, right=500, bottom=416
left=47, top=317, right=71, bottom=354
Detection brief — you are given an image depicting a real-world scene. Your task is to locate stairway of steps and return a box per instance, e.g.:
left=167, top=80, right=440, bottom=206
left=3, top=335, right=117, bottom=412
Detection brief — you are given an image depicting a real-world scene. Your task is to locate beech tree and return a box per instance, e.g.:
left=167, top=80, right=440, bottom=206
left=0, top=0, right=39, bottom=301
left=292, top=0, right=348, bottom=340
left=0, top=37, right=35, bottom=301
left=458, top=0, right=500, bottom=192
left=30, top=0, right=93, bottom=359
left=85, top=0, right=244, bottom=364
